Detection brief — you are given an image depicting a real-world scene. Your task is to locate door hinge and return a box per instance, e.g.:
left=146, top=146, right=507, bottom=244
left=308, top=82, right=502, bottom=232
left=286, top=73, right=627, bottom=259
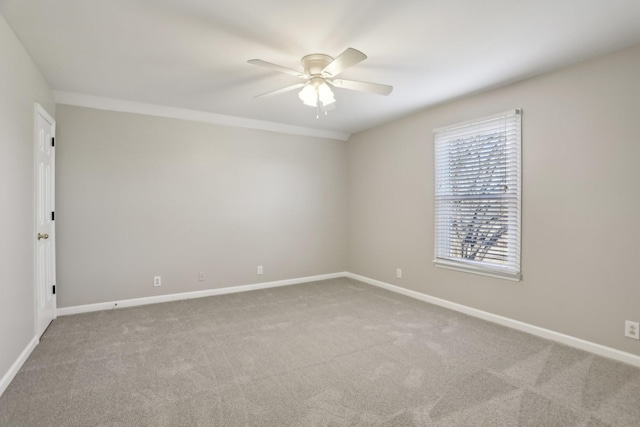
left=51, top=137, right=55, bottom=147
left=51, top=211, right=55, bottom=221
left=52, top=285, right=56, bottom=295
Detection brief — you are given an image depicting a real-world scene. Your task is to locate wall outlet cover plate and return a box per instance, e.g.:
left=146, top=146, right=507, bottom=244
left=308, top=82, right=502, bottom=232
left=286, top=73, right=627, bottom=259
left=625, top=320, right=639, bottom=340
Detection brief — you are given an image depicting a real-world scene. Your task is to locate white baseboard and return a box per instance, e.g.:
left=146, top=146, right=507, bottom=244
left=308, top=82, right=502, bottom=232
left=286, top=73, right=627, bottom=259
left=0, top=335, right=38, bottom=397
left=57, top=272, right=348, bottom=316
left=345, top=272, right=640, bottom=368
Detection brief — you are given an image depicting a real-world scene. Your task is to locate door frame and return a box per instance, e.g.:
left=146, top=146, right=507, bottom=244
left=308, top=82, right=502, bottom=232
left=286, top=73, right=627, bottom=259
left=34, top=103, right=56, bottom=337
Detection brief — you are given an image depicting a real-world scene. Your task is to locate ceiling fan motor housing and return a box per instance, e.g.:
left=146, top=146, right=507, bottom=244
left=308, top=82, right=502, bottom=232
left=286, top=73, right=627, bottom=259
left=301, top=54, right=333, bottom=76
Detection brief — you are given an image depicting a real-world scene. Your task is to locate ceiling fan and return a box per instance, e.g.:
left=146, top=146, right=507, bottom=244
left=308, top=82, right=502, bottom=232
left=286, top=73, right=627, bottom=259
left=248, top=48, right=393, bottom=117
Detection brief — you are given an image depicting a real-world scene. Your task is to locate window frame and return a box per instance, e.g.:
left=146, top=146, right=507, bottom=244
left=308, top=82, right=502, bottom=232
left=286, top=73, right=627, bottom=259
left=433, top=109, right=522, bottom=281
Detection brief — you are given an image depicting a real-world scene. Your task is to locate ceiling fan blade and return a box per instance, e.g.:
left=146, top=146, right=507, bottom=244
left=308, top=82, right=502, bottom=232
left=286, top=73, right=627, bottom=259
left=247, top=59, right=308, bottom=79
left=321, top=48, right=367, bottom=77
left=254, top=83, right=306, bottom=99
left=328, top=79, right=393, bottom=96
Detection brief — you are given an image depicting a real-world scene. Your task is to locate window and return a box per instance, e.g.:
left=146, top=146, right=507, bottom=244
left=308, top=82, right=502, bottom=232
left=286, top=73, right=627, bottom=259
left=434, top=109, right=521, bottom=280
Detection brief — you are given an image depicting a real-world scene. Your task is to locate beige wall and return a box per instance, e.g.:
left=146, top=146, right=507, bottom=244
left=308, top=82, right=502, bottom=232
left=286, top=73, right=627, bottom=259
left=348, top=43, right=640, bottom=355
left=55, top=106, right=348, bottom=307
left=0, top=15, right=55, bottom=382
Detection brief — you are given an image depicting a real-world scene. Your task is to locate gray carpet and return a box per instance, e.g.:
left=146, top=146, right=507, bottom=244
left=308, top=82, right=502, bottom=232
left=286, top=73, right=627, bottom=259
left=1, top=278, right=639, bottom=426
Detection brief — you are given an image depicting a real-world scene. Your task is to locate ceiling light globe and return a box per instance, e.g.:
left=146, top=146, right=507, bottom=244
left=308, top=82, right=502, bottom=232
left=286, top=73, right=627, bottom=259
left=298, top=84, right=318, bottom=107
left=318, top=83, right=335, bottom=106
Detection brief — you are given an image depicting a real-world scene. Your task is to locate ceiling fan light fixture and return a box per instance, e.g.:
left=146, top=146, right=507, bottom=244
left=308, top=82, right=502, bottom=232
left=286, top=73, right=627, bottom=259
left=298, top=80, right=335, bottom=108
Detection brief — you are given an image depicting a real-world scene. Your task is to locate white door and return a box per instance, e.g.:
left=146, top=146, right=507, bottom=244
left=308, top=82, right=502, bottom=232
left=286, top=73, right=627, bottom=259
left=35, top=104, right=56, bottom=337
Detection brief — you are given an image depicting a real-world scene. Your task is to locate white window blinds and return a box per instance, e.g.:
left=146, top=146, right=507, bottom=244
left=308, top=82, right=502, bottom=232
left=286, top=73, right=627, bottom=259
left=434, top=109, right=521, bottom=280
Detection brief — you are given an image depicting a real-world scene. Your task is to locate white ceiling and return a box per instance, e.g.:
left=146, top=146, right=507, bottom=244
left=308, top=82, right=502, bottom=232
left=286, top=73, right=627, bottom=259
left=2, top=0, right=640, bottom=136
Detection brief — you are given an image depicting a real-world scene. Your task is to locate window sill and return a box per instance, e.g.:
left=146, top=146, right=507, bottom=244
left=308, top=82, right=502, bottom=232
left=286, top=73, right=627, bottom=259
left=434, top=258, right=521, bottom=282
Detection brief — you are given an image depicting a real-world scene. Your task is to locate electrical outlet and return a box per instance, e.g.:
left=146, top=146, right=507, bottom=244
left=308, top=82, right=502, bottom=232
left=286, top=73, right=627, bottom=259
left=625, top=320, right=640, bottom=340
left=396, top=268, right=402, bottom=279
left=257, top=265, right=263, bottom=275
left=198, top=272, right=205, bottom=281
left=153, top=276, right=161, bottom=287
